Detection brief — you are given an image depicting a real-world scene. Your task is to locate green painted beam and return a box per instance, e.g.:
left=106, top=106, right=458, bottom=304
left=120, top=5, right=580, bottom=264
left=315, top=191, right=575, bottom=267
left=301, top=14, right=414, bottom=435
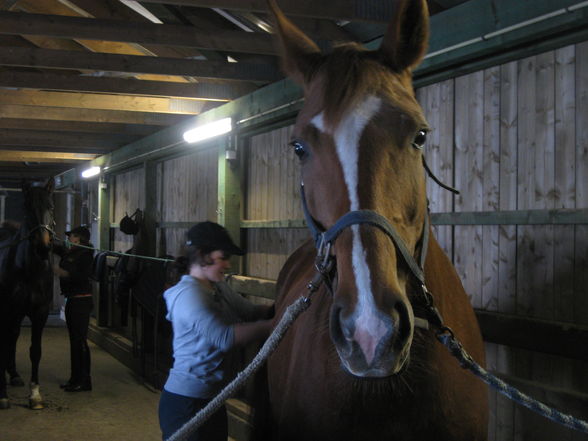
left=217, top=136, right=243, bottom=270
left=241, top=219, right=307, bottom=229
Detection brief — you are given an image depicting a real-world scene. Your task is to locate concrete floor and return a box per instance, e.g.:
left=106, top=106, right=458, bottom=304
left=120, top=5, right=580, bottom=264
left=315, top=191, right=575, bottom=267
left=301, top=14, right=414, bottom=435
left=0, top=323, right=162, bottom=441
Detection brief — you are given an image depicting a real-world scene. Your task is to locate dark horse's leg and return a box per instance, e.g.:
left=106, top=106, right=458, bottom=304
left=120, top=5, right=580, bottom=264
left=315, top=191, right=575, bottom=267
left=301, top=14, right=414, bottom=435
left=7, top=317, right=25, bottom=386
left=0, top=301, right=9, bottom=409
left=28, top=305, right=49, bottom=410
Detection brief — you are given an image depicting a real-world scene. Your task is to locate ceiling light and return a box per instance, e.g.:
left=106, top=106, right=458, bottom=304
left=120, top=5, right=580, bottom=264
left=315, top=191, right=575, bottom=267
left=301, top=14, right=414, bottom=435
left=81, top=166, right=101, bottom=178
left=183, top=118, right=232, bottom=144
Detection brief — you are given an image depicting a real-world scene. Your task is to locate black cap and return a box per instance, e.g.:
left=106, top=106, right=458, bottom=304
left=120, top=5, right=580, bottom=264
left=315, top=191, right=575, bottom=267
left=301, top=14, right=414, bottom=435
left=65, top=225, right=91, bottom=242
left=186, top=221, right=244, bottom=256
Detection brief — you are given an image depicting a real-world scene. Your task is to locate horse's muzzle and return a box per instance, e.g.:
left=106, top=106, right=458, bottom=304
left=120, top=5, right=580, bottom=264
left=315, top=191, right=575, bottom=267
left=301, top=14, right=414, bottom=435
left=330, top=300, right=413, bottom=377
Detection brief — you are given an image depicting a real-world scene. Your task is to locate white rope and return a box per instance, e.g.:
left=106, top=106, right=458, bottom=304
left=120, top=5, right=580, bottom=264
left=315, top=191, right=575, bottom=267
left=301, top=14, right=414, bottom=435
left=167, top=296, right=311, bottom=441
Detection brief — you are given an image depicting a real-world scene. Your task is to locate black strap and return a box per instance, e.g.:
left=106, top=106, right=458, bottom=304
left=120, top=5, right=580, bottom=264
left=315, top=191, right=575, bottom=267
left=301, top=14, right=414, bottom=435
left=300, top=184, right=427, bottom=286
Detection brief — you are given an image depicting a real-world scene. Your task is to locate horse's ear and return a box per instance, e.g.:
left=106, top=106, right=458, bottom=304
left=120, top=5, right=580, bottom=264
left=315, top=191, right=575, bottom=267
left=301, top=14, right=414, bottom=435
left=45, top=177, right=55, bottom=194
left=267, top=0, right=321, bottom=86
left=378, top=0, right=429, bottom=72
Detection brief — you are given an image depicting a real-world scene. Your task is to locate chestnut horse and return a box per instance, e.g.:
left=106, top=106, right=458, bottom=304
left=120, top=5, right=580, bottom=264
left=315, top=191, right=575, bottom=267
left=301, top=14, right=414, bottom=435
left=258, top=1, right=488, bottom=439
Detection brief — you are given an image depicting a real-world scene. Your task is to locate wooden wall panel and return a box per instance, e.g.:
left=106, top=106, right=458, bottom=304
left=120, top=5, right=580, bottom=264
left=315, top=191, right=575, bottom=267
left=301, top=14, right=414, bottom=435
left=418, top=79, right=454, bottom=256
left=159, top=147, right=219, bottom=256
left=420, top=43, right=588, bottom=441
left=244, top=125, right=308, bottom=280
left=454, top=70, right=484, bottom=309
left=245, top=228, right=309, bottom=280
left=245, top=125, right=301, bottom=221
left=112, top=167, right=144, bottom=253
left=161, top=147, right=218, bottom=224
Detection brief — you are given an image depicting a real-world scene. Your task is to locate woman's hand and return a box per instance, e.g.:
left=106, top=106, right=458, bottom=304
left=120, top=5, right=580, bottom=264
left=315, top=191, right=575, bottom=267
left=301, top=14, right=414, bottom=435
left=52, top=264, right=69, bottom=278
left=233, top=319, right=274, bottom=347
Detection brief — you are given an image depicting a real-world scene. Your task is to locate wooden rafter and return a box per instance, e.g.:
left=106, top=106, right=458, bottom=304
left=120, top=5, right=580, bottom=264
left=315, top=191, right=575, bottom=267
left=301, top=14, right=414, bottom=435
left=0, top=47, right=281, bottom=83
left=0, top=128, right=136, bottom=148
left=0, top=104, right=187, bottom=125
left=0, top=150, right=97, bottom=163
left=0, top=89, right=205, bottom=114
left=0, top=118, right=161, bottom=136
left=0, top=11, right=276, bottom=54
left=136, top=0, right=392, bottom=23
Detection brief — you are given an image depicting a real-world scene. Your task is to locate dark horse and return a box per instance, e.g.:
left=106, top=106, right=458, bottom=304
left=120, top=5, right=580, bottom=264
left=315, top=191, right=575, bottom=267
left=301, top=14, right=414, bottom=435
left=0, top=178, right=55, bottom=409
left=257, top=1, right=488, bottom=439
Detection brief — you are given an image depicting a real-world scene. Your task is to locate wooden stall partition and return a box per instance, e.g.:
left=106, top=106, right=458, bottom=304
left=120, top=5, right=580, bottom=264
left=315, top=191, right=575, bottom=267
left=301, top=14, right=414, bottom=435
left=157, top=145, right=219, bottom=258
left=417, top=43, right=588, bottom=441
left=243, top=125, right=308, bottom=282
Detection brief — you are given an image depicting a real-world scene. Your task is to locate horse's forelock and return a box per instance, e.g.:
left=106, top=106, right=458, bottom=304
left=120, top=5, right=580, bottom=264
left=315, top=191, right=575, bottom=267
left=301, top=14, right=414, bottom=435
left=316, top=44, right=391, bottom=130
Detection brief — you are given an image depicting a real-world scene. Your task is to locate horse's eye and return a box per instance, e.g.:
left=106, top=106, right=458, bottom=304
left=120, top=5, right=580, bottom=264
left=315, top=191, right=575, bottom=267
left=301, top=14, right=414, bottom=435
left=412, top=130, right=427, bottom=149
left=290, top=140, right=308, bottom=159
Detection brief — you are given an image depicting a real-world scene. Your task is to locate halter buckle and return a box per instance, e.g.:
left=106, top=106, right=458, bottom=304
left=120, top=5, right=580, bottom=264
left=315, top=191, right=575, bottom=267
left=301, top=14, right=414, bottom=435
left=315, top=235, right=332, bottom=274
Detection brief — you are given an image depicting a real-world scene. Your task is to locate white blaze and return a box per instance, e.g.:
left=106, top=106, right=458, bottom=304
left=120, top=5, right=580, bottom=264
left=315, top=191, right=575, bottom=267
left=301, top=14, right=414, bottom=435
left=311, top=96, right=386, bottom=364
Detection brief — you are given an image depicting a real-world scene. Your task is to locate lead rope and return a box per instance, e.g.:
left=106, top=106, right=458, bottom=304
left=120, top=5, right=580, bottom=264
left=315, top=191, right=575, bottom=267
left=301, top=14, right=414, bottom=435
left=435, top=327, right=588, bottom=433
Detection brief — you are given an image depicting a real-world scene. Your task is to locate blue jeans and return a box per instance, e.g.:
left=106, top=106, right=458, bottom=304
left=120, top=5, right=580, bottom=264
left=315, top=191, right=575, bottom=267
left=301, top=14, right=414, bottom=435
left=158, top=389, right=227, bottom=441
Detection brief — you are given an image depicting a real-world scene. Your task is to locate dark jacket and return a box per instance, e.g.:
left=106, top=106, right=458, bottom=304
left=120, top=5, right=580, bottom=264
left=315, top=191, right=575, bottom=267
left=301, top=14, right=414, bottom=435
left=54, top=244, right=94, bottom=297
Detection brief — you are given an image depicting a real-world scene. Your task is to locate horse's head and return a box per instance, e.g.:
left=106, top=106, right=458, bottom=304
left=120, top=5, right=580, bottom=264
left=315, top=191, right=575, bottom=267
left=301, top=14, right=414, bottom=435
left=22, top=177, right=55, bottom=249
left=269, top=0, right=430, bottom=377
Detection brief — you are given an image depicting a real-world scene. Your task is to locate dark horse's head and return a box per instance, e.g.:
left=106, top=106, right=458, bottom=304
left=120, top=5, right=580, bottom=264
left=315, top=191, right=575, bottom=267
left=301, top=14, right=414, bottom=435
left=22, top=178, right=56, bottom=252
left=269, top=0, right=430, bottom=377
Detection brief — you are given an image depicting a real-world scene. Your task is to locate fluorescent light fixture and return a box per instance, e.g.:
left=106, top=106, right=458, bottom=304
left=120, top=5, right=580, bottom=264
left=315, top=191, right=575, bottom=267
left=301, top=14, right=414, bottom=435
left=81, top=166, right=101, bottom=178
left=183, top=118, right=232, bottom=144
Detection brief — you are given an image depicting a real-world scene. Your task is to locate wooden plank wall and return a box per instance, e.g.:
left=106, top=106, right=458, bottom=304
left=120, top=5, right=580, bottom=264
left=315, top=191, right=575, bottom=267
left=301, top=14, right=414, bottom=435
left=157, top=146, right=219, bottom=257
left=112, top=167, right=145, bottom=253
left=417, top=42, right=588, bottom=441
left=244, top=125, right=308, bottom=280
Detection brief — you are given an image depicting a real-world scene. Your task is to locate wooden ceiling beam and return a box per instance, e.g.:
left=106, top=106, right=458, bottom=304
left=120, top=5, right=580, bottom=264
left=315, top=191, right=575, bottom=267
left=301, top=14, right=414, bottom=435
left=0, top=163, right=71, bottom=179
left=0, top=104, right=187, bottom=125
left=136, top=0, right=391, bottom=23
left=0, top=150, right=97, bottom=163
left=0, top=118, right=161, bottom=136
left=0, top=11, right=276, bottom=54
left=0, top=89, right=205, bottom=114
left=0, top=145, right=112, bottom=154
left=0, top=128, right=136, bottom=148
left=0, top=70, right=257, bottom=101
left=0, top=47, right=280, bottom=83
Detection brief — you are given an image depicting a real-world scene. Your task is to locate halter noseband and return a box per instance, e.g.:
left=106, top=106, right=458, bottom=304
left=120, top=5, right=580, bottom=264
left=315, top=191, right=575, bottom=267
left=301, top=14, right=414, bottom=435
left=300, top=183, right=443, bottom=330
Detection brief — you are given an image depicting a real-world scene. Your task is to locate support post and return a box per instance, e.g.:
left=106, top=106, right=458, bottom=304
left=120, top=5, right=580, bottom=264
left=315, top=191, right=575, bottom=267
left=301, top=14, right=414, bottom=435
left=96, top=175, right=111, bottom=326
left=217, top=135, right=242, bottom=270
left=144, top=160, right=158, bottom=257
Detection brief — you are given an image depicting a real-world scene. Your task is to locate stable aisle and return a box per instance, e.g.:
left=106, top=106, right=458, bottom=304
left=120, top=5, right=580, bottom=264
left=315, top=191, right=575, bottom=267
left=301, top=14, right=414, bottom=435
left=0, top=323, right=162, bottom=441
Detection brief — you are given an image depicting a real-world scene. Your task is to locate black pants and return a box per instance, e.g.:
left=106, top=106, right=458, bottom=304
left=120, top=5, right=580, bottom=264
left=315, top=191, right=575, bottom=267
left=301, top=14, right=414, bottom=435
left=159, top=389, right=227, bottom=441
left=65, top=296, right=93, bottom=384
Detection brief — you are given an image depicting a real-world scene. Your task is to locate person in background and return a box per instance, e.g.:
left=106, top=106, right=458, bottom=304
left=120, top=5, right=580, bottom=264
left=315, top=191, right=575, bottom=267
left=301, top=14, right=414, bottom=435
left=52, top=225, right=95, bottom=392
left=159, top=221, right=273, bottom=441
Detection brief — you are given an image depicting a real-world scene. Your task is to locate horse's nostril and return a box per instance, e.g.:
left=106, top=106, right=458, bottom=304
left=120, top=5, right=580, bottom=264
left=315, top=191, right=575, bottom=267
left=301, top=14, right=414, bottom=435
left=394, top=301, right=411, bottom=347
